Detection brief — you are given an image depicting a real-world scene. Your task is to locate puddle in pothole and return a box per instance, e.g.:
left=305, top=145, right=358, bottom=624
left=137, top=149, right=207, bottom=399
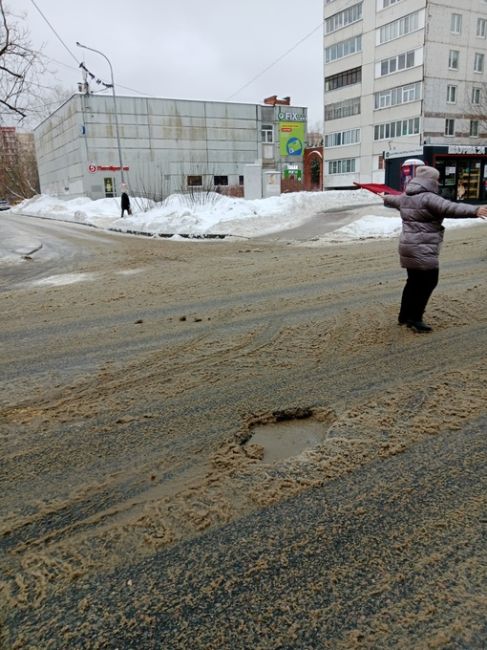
left=248, top=418, right=329, bottom=463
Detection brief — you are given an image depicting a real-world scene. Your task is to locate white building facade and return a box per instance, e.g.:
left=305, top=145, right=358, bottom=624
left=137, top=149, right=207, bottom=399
left=34, top=95, right=307, bottom=200
left=323, top=0, right=487, bottom=188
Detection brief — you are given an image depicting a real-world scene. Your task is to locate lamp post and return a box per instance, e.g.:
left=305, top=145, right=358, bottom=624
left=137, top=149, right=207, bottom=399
left=76, top=41, right=125, bottom=185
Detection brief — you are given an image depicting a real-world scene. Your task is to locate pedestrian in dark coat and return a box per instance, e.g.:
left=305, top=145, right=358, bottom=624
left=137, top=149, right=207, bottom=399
left=383, top=165, right=487, bottom=332
left=121, top=190, right=131, bottom=218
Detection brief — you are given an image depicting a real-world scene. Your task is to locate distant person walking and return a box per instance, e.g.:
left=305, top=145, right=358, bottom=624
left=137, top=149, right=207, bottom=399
left=121, top=184, right=131, bottom=218
left=382, top=165, right=487, bottom=333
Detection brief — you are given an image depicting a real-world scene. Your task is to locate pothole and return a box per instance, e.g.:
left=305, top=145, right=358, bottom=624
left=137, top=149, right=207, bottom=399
left=239, top=407, right=335, bottom=464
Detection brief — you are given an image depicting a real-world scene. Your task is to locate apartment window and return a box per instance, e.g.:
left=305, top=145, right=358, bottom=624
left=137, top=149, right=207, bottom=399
left=470, top=120, right=479, bottom=137
left=214, top=176, right=228, bottom=186
left=477, top=18, right=487, bottom=38
left=444, top=119, right=455, bottom=136
left=379, top=11, right=420, bottom=44
left=450, top=14, right=462, bottom=34
left=446, top=85, right=457, bottom=103
left=381, top=0, right=402, bottom=7
left=325, top=128, right=360, bottom=147
left=374, top=82, right=421, bottom=109
left=261, top=124, right=274, bottom=143
left=187, top=175, right=202, bottom=187
left=373, top=117, right=420, bottom=140
left=380, top=50, right=415, bottom=76
left=327, top=158, right=356, bottom=175
left=325, top=35, right=362, bottom=63
left=239, top=175, right=244, bottom=186
left=474, top=52, right=484, bottom=73
left=325, top=66, right=362, bottom=91
left=472, top=87, right=481, bottom=104
left=448, top=50, right=459, bottom=70
left=325, top=97, right=361, bottom=120
left=325, top=2, right=362, bottom=34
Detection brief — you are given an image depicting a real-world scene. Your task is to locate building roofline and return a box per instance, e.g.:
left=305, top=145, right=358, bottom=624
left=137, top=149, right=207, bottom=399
left=33, top=93, right=80, bottom=132
left=33, top=92, right=307, bottom=131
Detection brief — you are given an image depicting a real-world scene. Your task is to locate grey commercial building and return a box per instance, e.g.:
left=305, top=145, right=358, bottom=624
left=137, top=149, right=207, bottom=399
left=34, top=94, right=307, bottom=200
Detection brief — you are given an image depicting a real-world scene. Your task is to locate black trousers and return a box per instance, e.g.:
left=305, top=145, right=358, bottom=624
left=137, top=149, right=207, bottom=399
left=399, top=268, right=439, bottom=323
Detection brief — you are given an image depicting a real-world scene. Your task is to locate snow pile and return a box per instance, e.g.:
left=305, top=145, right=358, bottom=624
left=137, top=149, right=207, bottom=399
left=11, top=190, right=481, bottom=241
left=12, top=190, right=385, bottom=237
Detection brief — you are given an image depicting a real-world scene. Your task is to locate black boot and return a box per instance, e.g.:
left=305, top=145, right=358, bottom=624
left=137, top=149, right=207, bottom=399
left=407, top=320, right=432, bottom=333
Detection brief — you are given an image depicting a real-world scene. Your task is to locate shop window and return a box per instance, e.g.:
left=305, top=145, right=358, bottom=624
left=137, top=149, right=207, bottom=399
left=436, top=159, right=457, bottom=200
left=187, top=175, right=202, bottom=187
left=458, top=163, right=481, bottom=200
left=214, top=175, right=228, bottom=186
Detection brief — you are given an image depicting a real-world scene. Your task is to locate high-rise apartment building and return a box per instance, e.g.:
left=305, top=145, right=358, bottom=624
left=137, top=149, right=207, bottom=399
left=323, top=0, right=487, bottom=190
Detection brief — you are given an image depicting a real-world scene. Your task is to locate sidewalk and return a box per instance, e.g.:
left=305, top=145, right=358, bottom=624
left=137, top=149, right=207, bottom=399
left=258, top=203, right=395, bottom=241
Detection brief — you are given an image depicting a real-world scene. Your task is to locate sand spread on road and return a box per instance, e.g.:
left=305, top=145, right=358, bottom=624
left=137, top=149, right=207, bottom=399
left=1, top=221, right=486, bottom=648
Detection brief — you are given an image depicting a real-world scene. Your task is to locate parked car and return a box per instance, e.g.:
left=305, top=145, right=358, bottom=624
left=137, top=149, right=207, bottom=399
left=0, top=199, right=11, bottom=210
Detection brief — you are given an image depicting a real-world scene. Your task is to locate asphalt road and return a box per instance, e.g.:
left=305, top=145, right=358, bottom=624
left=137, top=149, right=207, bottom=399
left=1, top=213, right=486, bottom=649
left=6, top=418, right=487, bottom=649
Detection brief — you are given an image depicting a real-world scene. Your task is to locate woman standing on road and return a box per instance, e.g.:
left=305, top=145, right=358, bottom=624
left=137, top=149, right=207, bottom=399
left=382, top=165, right=487, bottom=333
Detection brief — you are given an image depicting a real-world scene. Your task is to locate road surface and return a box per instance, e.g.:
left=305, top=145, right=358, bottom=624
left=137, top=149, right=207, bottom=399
left=1, top=213, right=486, bottom=648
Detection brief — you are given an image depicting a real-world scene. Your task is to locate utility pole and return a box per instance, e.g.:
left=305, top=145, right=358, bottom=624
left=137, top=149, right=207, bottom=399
left=76, top=42, right=125, bottom=185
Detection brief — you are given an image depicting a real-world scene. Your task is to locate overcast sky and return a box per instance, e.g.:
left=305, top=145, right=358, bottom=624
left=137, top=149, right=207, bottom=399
left=15, top=0, right=324, bottom=127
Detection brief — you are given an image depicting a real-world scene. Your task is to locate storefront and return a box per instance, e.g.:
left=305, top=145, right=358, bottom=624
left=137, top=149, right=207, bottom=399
left=385, top=145, right=487, bottom=203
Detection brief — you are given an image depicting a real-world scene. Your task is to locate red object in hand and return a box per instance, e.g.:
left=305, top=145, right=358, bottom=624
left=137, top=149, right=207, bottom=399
left=353, top=182, right=402, bottom=195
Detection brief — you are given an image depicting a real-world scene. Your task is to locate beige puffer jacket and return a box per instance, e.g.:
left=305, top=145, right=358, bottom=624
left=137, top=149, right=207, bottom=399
left=384, top=177, right=478, bottom=269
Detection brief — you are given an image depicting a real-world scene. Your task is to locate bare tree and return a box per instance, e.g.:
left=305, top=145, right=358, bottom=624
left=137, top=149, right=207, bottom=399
left=0, top=129, right=39, bottom=200
left=0, top=0, right=44, bottom=123
left=34, top=84, right=72, bottom=122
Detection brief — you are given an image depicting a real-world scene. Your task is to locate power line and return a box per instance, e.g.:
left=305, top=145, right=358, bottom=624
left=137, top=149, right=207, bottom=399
left=29, top=3, right=321, bottom=108
left=32, top=47, right=154, bottom=97
left=29, top=0, right=79, bottom=65
left=227, top=22, right=323, bottom=101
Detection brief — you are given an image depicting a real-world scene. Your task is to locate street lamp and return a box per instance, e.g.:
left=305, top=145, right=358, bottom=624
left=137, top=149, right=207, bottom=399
left=76, top=41, right=125, bottom=185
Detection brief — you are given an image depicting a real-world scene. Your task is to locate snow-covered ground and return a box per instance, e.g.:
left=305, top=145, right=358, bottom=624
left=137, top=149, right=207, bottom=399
left=8, top=189, right=481, bottom=242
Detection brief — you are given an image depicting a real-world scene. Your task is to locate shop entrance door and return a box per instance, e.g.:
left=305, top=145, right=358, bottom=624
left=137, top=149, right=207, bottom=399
left=457, top=162, right=481, bottom=201
left=104, top=177, right=115, bottom=198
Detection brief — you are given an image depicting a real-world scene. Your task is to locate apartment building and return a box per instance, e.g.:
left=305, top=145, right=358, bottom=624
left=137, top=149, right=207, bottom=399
left=323, top=0, right=487, bottom=198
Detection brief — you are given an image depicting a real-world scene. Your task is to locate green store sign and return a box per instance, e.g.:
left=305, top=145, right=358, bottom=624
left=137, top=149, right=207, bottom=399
left=279, top=121, right=305, bottom=157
